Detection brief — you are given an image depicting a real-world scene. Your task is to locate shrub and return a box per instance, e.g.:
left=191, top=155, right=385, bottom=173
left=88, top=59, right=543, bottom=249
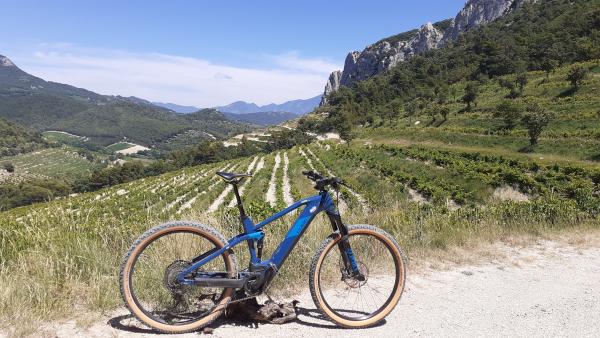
left=566, top=65, right=588, bottom=88
left=494, top=101, right=522, bottom=131
left=3, top=162, right=15, bottom=173
left=521, top=104, right=554, bottom=147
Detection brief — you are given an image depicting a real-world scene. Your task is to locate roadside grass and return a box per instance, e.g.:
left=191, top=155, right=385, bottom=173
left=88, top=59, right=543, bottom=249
left=1, top=192, right=598, bottom=335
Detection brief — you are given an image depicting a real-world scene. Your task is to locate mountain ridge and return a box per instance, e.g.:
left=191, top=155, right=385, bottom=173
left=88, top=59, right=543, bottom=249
left=0, top=55, right=251, bottom=146
left=216, top=94, right=321, bottom=115
left=320, top=0, right=535, bottom=104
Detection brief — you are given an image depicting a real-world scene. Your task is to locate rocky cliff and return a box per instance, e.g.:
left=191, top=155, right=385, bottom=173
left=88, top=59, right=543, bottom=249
left=321, top=0, right=534, bottom=103
left=320, top=70, right=342, bottom=105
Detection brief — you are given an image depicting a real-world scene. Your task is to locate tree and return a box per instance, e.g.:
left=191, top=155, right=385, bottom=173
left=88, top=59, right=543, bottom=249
left=540, top=58, right=558, bottom=79
left=494, top=101, right=522, bottom=131
left=404, top=100, right=420, bottom=124
left=566, top=65, right=588, bottom=88
left=521, top=104, right=554, bottom=147
left=3, top=162, right=15, bottom=173
left=439, top=106, right=450, bottom=121
left=336, top=116, right=354, bottom=145
left=462, top=82, right=479, bottom=110
left=435, top=85, right=449, bottom=104
left=515, top=73, right=528, bottom=95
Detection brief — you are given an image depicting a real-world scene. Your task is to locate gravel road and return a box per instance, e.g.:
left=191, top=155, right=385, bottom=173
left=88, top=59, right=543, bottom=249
left=31, top=239, right=600, bottom=337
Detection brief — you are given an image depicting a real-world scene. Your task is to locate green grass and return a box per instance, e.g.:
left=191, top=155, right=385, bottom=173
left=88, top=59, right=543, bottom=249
left=42, top=131, right=87, bottom=143
left=105, top=142, right=134, bottom=152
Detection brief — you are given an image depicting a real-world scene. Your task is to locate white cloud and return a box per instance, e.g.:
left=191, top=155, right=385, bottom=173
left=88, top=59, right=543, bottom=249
left=15, top=45, right=341, bottom=107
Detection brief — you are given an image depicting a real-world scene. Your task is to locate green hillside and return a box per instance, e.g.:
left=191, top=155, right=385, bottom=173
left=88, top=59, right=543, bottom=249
left=50, top=104, right=250, bottom=146
left=0, top=117, right=46, bottom=156
left=350, top=61, right=600, bottom=162
left=0, top=56, right=252, bottom=147
left=313, top=0, right=600, bottom=161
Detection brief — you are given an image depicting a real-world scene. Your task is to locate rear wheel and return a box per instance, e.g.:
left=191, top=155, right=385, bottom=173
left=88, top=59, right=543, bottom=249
left=309, top=224, right=407, bottom=328
left=120, top=221, right=237, bottom=333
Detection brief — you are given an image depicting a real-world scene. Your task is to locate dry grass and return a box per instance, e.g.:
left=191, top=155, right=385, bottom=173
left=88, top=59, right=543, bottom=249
left=0, top=198, right=598, bottom=337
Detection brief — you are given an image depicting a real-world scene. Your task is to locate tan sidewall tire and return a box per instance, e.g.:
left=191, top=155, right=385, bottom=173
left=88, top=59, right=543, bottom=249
left=309, top=225, right=407, bottom=328
left=120, top=222, right=236, bottom=333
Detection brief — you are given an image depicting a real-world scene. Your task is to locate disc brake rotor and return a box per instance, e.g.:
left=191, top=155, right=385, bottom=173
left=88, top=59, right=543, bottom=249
left=340, top=260, right=369, bottom=288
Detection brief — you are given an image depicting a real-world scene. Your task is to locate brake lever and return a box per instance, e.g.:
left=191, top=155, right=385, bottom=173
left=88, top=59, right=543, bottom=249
left=337, top=179, right=352, bottom=190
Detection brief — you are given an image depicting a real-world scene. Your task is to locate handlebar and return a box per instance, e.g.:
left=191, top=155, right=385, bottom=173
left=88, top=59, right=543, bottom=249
left=302, top=170, right=346, bottom=191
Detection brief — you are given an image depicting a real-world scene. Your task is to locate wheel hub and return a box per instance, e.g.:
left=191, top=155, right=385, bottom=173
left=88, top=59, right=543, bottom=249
left=342, top=261, right=369, bottom=288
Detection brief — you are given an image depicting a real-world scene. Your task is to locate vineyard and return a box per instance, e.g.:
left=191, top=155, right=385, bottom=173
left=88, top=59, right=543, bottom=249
left=1, top=140, right=599, bottom=327
left=0, top=147, right=103, bottom=182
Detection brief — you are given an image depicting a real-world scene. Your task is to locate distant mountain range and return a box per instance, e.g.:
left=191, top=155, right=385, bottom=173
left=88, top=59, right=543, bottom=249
left=216, top=95, right=321, bottom=115
left=149, top=95, right=321, bottom=126
left=0, top=55, right=250, bottom=146
left=222, top=111, right=299, bottom=126
left=152, top=102, right=200, bottom=114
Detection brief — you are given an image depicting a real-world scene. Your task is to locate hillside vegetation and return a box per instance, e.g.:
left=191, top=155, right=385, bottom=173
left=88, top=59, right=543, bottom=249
left=0, top=57, right=252, bottom=147
left=312, top=0, right=600, bottom=158
left=348, top=61, right=600, bottom=162
left=0, top=118, right=46, bottom=156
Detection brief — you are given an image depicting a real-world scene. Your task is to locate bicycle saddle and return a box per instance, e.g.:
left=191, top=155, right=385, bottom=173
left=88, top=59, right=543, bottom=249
left=216, top=171, right=252, bottom=182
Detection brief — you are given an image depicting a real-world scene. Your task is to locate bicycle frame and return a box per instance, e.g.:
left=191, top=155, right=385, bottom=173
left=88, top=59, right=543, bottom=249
left=177, top=189, right=358, bottom=286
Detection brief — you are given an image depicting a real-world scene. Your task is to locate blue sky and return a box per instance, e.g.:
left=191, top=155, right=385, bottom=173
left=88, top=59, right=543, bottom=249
left=1, top=0, right=464, bottom=106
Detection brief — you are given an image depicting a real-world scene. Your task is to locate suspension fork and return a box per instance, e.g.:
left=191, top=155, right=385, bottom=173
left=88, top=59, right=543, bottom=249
left=326, top=212, right=364, bottom=280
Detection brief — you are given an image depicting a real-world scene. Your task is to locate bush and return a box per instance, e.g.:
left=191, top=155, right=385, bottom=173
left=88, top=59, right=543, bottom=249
left=3, top=162, right=15, bottom=173
left=521, top=104, right=554, bottom=147
left=494, top=101, right=522, bottom=131
left=566, top=65, right=589, bottom=88
left=0, top=178, right=71, bottom=211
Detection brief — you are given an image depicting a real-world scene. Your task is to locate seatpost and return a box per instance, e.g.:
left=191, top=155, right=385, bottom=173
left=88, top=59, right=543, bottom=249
left=232, top=182, right=247, bottom=219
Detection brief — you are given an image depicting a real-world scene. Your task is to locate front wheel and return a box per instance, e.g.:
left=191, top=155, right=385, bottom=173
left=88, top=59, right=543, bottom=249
left=309, top=224, right=407, bottom=328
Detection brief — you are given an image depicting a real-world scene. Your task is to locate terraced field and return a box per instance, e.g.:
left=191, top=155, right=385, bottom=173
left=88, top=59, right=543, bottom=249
left=0, top=147, right=103, bottom=181
left=3, top=140, right=598, bottom=227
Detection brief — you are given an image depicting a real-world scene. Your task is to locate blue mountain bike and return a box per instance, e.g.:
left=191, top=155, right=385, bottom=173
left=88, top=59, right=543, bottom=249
left=120, top=170, right=407, bottom=333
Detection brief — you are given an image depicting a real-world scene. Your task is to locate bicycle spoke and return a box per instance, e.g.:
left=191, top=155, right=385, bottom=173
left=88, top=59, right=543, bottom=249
left=129, top=230, right=230, bottom=325
left=317, top=232, right=400, bottom=321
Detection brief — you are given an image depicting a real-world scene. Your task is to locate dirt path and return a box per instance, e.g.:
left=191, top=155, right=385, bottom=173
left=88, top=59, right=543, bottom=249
left=266, top=152, right=281, bottom=207
left=34, top=237, right=600, bottom=337
left=282, top=152, right=293, bottom=206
